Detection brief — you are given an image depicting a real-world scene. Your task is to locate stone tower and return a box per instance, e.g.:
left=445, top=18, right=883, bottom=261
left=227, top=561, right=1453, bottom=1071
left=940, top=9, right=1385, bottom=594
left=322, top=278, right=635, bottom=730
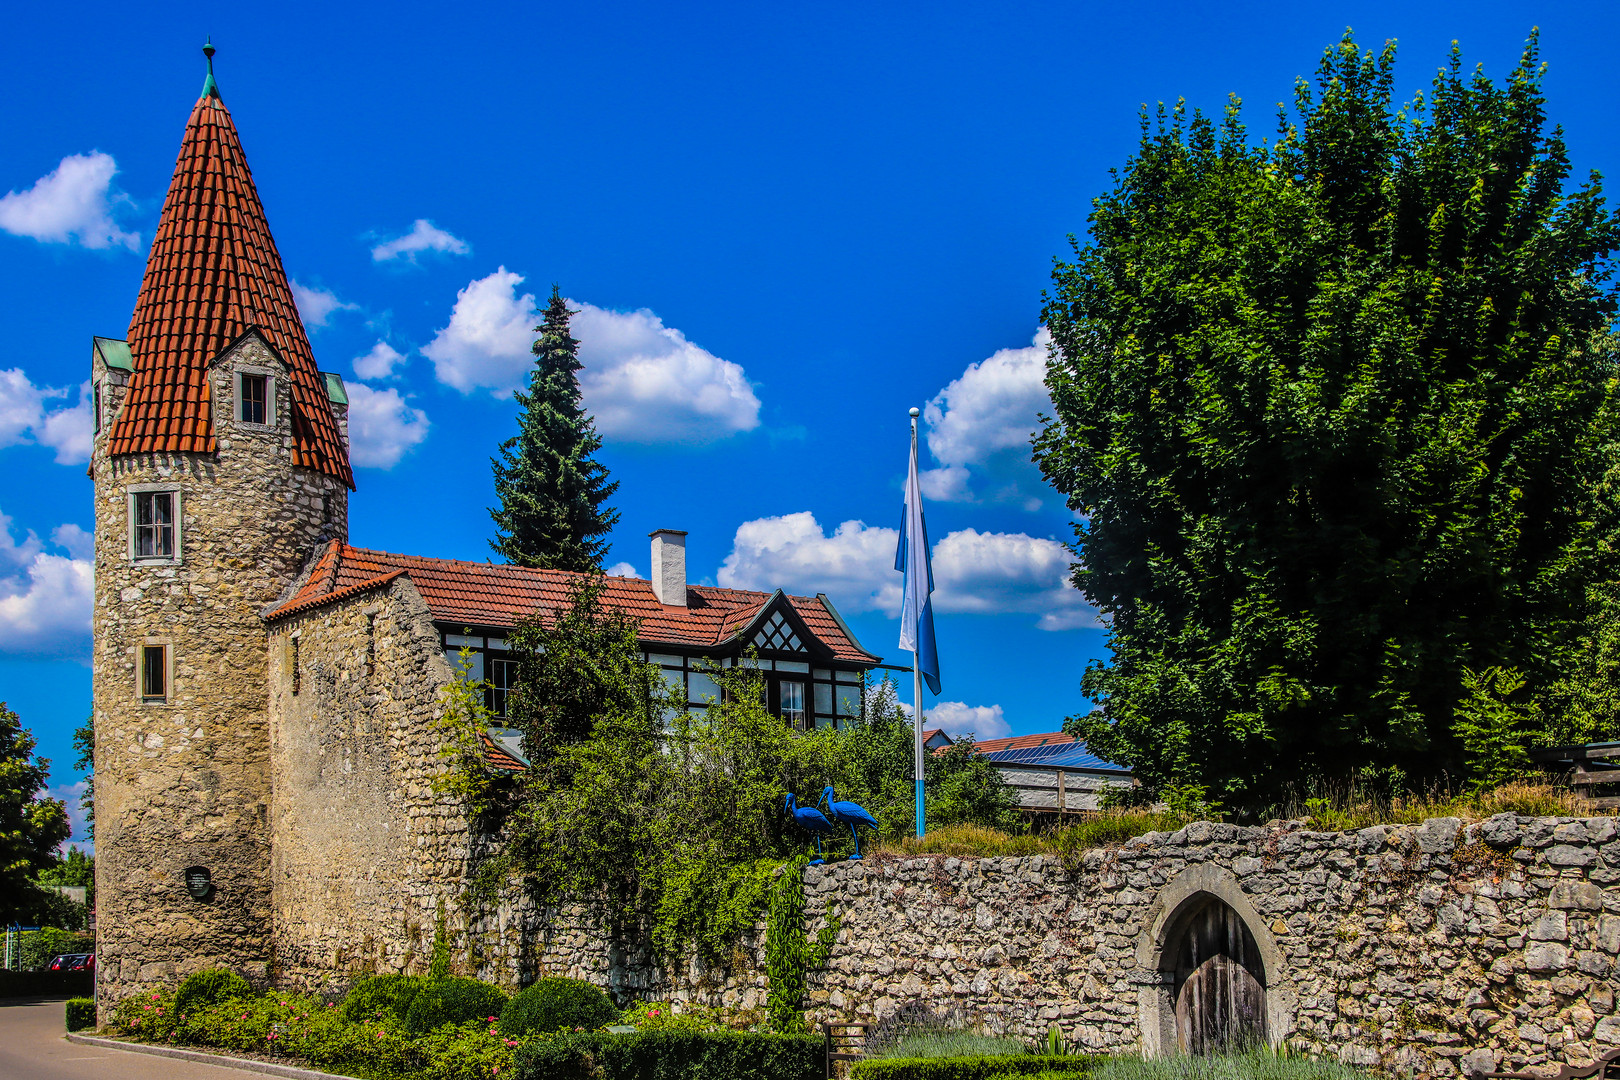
left=90, top=45, right=354, bottom=1010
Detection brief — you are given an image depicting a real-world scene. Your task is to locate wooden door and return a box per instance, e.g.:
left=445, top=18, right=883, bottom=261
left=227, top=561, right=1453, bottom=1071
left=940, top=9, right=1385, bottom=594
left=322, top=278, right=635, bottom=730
left=1171, top=896, right=1266, bottom=1054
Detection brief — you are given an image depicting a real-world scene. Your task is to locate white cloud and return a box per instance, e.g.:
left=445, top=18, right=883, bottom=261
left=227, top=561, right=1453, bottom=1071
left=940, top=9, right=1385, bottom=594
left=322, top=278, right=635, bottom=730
left=719, top=512, right=901, bottom=613
left=422, top=268, right=538, bottom=395
left=38, top=381, right=92, bottom=465
left=345, top=383, right=430, bottom=468
left=291, top=280, right=359, bottom=329
left=353, top=341, right=406, bottom=381
left=424, top=270, right=761, bottom=442
left=925, top=701, right=1012, bottom=740
left=606, top=562, right=638, bottom=578
left=921, top=327, right=1054, bottom=510
left=0, top=509, right=92, bottom=659
left=0, top=152, right=139, bottom=251
left=51, top=523, right=93, bottom=561
left=932, top=528, right=1093, bottom=631
left=573, top=302, right=761, bottom=444
left=717, top=512, right=1094, bottom=631
left=0, top=369, right=92, bottom=464
left=371, top=219, right=470, bottom=263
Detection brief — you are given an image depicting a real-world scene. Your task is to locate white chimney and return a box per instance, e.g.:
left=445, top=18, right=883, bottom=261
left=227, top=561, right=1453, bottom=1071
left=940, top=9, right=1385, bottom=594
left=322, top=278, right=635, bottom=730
left=649, top=529, right=688, bottom=607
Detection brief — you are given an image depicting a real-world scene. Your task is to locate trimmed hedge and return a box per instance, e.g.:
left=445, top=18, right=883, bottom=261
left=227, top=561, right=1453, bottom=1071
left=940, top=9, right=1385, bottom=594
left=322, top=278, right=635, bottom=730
left=0, top=969, right=93, bottom=998
left=340, top=973, right=430, bottom=1023
left=851, top=1056, right=1103, bottom=1080
left=500, top=977, right=617, bottom=1035
left=403, top=976, right=508, bottom=1034
left=511, top=1028, right=823, bottom=1080
left=173, top=968, right=252, bottom=1016
left=65, top=997, right=96, bottom=1031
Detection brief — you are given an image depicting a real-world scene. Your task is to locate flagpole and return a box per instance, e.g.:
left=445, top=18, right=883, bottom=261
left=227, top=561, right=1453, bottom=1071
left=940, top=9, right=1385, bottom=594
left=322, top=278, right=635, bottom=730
left=910, top=407, right=926, bottom=839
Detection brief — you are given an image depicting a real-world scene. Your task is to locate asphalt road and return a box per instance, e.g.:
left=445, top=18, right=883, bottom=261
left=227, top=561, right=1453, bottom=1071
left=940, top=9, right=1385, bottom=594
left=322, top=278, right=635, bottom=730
left=0, top=998, right=284, bottom=1080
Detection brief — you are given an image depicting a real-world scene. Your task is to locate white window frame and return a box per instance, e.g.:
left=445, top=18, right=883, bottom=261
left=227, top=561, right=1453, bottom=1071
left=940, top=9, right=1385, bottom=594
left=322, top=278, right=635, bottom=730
left=139, top=640, right=172, bottom=704
left=235, top=368, right=276, bottom=429
left=127, top=485, right=182, bottom=565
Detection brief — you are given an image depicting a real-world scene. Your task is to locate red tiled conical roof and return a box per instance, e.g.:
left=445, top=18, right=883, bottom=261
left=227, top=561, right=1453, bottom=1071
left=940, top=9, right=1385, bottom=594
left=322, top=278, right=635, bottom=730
left=107, top=91, right=354, bottom=487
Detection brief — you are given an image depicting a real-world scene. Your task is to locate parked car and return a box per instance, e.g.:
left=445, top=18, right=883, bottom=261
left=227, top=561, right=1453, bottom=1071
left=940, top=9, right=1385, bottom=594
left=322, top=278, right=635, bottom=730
left=49, top=953, right=90, bottom=972
left=69, top=954, right=93, bottom=972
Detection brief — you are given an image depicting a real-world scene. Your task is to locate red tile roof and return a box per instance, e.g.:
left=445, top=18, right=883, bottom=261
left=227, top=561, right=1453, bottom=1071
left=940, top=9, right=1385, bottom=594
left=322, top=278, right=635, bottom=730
left=969, top=731, right=1076, bottom=754
left=480, top=732, right=528, bottom=774
left=266, top=543, right=880, bottom=664
left=108, top=92, right=354, bottom=487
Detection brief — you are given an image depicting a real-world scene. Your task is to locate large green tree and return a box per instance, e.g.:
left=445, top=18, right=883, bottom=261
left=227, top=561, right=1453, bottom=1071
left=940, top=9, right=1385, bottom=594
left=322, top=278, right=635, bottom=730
left=1036, top=32, right=1620, bottom=809
left=489, top=285, right=619, bottom=571
left=1, top=703, right=71, bottom=922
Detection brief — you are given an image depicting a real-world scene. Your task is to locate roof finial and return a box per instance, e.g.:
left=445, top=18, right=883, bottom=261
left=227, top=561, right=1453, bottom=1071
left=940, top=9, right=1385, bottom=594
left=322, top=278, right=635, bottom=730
left=202, top=37, right=221, bottom=100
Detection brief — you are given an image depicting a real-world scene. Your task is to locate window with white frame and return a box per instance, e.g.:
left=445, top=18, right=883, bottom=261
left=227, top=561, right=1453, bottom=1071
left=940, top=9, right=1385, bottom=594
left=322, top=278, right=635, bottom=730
left=131, top=490, right=179, bottom=561
left=238, top=371, right=272, bottom=426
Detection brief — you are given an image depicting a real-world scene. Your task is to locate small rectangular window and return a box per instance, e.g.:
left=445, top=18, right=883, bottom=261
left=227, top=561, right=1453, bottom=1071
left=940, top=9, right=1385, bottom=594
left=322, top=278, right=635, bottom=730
left=141, top=645, right=167, bottom=702
left=93, top=384, right=102, bottom=434
left=240, top=374, right=268, bottom=425
left=488, top=657, right=519, bottom=719
left=133, top=492, right=175, bottom=559
left=291, top=636, right=301, bottom=695
left=780, top=680, right=806, bottom=728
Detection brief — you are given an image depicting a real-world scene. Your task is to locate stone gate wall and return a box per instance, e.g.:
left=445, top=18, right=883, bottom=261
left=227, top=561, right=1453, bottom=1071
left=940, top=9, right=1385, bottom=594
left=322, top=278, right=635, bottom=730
left=800, top=815, right=1620, bottom=1077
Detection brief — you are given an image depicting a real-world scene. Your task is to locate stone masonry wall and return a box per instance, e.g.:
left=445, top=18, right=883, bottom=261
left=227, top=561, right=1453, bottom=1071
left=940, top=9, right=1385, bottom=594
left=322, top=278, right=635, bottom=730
left=803, top=815, right=1620, bottom=1077
left=92, top=332, right=348, bottom=1017
left=267, top=575, right=767, bottom=1008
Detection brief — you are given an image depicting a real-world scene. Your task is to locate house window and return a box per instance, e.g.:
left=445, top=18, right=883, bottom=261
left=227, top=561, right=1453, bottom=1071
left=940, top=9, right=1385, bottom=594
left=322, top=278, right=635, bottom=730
left=141, top=644, right=168, bottom=703
left=752, top=612, right=803, bottom=652
left=488, top=657, right=519, bottom=719
left=779, top=680, right=806, bottom=729
left=93, top=383, right=102, bottom=434
left=239, top=373, right=270, bottom=426
left=291, top=636, right=301, bottom=695
left=133, top=491, right=177, bottom=560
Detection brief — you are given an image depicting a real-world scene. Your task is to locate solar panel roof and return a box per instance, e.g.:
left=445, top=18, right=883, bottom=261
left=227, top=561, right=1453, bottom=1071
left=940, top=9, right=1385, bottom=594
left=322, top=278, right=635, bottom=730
left=982, top=741, right=1128, bottom=772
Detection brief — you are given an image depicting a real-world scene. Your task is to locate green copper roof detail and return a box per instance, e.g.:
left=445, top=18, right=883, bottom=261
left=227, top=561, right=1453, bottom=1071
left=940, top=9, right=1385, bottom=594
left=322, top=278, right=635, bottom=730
left=94, top=336, right=134, bottom=372
left=202, top=38, right=220, bottom=100
left=322, top=371, right=348, bottom=405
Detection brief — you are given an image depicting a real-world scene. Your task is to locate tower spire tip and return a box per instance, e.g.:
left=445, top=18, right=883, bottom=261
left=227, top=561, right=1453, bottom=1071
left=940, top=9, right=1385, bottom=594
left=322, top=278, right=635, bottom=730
left=201, top=37, right=220, bottom=100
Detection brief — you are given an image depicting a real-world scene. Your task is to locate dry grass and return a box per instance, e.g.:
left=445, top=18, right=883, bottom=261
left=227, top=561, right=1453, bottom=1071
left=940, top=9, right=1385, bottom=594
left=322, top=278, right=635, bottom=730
left=865, top=781, right=1604, bottom=868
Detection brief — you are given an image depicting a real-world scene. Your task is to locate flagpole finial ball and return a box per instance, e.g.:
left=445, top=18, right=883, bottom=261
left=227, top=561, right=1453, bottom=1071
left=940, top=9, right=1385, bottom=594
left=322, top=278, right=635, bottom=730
left=909, top=407, right=920, bottom=418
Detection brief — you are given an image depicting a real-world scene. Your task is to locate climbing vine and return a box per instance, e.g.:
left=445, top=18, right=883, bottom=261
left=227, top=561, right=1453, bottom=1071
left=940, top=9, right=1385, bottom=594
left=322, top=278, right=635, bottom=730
left=765, top=854, right=839, bottom=1033
left=433, top=647, right=495, bottom=819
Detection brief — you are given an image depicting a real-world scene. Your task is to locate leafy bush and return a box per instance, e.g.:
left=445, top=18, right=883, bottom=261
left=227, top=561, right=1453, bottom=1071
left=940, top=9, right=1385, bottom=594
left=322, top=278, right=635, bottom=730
left=512, top=1028, right=823, bottom=1080
left=1090, top=1047, right=1363, bottom=1080
left=852, top=1057, right=1100, bottom=1080
left=65, top=997, right=95, bottom=1031
left=341, top=973, right=431, bottom=1023
left=173, top=968, right=252, bottom=1016
left=499, top=976, right=616, bottom=1035
left=404, top=976, right=508, bottom=1034
left=617, top=999, right=739, bottom=1032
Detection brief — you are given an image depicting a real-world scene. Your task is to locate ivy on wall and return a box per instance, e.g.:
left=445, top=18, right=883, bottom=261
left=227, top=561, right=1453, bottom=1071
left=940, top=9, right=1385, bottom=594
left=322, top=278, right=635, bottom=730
left=765, top=855, right=838, bottom=1034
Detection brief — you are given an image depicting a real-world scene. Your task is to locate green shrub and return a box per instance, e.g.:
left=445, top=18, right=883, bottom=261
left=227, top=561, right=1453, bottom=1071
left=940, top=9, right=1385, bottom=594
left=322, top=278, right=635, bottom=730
left=18, top=927, right=94, bottom=970
left=65, top=997, right=95, bottom=1031
left=173, top=968, right=252, bottom=1016
left=616, top=999, right=730, bottom=1032
left=404, top=976, right=508, bottom=1034
left=512, top=1028, right=823, bottom=1080
left=500, top=977, right=616, bottom=1035
left=341, top=973, right=431, bottom=1023
left=851, top=1056, right=1102, bottom=1080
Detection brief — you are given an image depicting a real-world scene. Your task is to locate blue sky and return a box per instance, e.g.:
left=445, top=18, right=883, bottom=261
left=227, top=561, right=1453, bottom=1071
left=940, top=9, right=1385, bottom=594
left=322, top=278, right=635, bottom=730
left=2, top=1, right=1616, bottom=845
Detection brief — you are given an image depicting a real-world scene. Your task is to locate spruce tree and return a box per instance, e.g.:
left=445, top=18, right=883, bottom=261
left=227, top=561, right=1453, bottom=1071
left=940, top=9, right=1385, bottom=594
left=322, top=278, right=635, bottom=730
left=490, top=285, right=619, bottom=570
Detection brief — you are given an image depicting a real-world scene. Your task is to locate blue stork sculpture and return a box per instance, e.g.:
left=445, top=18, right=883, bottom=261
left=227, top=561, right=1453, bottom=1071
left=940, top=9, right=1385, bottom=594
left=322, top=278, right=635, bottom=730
left=784, top=793, right=840, bottom=865
left=819, top=784, right=880, bottom=860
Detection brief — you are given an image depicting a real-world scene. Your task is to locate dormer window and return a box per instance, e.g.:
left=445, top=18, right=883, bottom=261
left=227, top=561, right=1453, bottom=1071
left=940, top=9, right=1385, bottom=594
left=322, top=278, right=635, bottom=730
left=753, top=612, right=803, bottom=652
left=237, top=371, right=273, bottom=426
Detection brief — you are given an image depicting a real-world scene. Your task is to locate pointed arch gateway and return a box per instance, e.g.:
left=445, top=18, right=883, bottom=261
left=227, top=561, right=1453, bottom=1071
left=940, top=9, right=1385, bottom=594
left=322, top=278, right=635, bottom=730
left=1135, top=863, right=1295, bottom=1057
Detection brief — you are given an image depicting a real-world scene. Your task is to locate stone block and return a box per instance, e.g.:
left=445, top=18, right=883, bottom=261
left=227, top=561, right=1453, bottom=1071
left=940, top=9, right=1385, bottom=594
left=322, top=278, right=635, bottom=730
left=1550, top=882, right=1604, bottom=911
left=1546, top=846, right=1597, bottom=868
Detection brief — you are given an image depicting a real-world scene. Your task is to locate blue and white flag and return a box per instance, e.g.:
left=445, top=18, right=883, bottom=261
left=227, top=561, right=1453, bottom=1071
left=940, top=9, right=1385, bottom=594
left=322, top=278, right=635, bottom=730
left=895, top=427, right=941, bottom=695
